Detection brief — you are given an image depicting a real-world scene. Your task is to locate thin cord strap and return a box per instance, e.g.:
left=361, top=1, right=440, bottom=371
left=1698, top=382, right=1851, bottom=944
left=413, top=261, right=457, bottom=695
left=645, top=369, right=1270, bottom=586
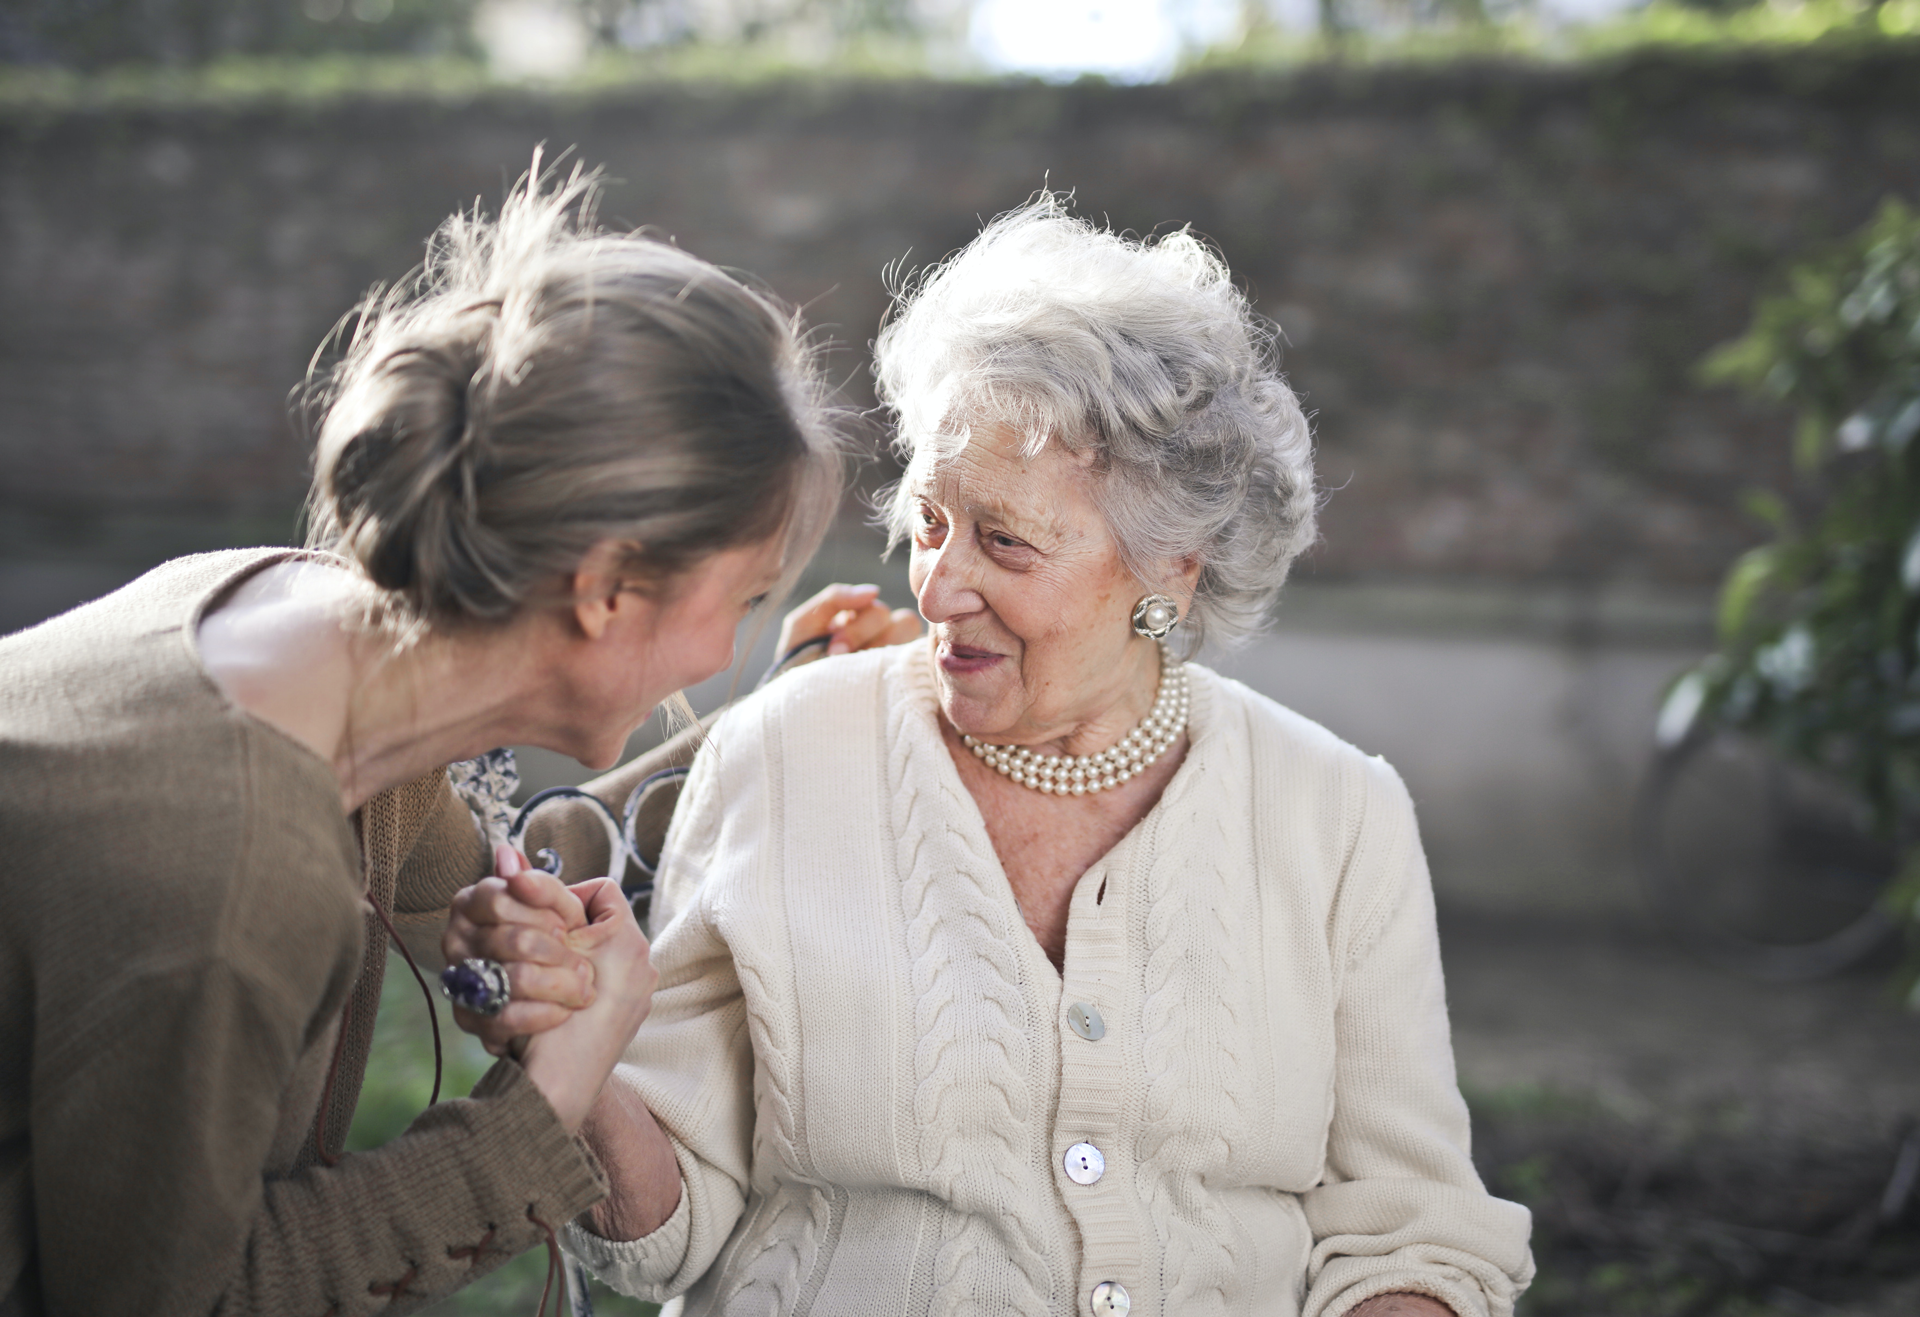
left=366, top=894, right=444, bottom=1107
left=527, top=1206, right=561, bottom=1317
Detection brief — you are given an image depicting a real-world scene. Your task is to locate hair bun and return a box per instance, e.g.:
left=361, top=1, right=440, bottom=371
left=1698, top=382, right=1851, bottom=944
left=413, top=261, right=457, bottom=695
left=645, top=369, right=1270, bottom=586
left=315, top=336, right=505, bottom=614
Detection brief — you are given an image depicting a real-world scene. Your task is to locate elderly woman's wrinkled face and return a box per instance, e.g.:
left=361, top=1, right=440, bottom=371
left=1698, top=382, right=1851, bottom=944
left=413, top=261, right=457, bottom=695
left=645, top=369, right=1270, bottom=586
left=907, top=430, right=1175, bottom=748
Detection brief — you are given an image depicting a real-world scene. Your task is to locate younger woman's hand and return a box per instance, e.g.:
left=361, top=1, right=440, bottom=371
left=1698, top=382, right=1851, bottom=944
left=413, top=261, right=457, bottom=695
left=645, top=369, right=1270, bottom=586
left=518, top=877, right=660, bottom=1133
left=444, top=844, right=596, bottom=1050
left=777, top=583, right=920, bottom=661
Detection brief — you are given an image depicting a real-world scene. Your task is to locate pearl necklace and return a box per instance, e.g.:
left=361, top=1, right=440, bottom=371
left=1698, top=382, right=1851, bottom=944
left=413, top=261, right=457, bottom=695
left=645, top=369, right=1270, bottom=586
left=962, top=645, right=1190, bottom=796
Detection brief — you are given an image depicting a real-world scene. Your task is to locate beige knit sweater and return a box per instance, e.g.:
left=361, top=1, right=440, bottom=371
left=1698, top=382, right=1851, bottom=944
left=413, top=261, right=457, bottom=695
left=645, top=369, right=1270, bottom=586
left=0, top=550, right=605, bottom=1317
left=566, top=643, right=1534, bottom=1317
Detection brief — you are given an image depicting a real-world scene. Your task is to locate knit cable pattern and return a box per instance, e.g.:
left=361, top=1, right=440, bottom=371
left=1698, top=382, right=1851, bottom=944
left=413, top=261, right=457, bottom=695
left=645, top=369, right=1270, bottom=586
left=1136, top=674, right=1255, bottom=1314
left=885, top=664, right=1056, bottom=1317
left=718, top=705, right=828, bottom=1314
left=714, top=1179, right=830, bottom=1317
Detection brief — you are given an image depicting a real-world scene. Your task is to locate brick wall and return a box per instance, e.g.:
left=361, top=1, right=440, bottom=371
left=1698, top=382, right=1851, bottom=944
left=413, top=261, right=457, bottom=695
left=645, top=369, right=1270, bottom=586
left=5, top=47, right=1919, bottom=594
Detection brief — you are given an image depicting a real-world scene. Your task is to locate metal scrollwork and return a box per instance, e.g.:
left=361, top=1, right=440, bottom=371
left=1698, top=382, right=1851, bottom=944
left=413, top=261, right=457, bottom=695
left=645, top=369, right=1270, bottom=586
left=503, top=766, right=694, bottom=913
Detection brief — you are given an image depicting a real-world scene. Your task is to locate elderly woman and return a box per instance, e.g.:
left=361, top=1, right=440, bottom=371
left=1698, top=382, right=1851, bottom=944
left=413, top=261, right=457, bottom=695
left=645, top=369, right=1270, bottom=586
left=456, top=198, right=1534, bottom=1317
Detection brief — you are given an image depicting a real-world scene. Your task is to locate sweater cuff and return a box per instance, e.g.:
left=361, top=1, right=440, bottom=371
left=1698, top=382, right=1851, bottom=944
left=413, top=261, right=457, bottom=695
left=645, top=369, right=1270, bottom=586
left=1308, top=1269, right=1486, bottom=1317
left=562, top=1174, right=692, bottom=1298
left=470, top=1058, right=608, bottom=1225
left=1301, top=1180, right=1532, bottom=1317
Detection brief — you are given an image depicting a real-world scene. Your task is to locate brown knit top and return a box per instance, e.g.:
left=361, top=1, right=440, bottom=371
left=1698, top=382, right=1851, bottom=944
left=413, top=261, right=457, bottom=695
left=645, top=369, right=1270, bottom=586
left=0, top=549, right=606, bottom=1317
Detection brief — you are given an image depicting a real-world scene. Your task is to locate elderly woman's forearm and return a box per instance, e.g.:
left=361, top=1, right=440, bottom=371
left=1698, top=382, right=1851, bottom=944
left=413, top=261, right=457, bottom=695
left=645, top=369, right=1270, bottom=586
left=1344, top=1293, right=1457, bottom=1317
left=577, top=1068, right=683, bottom=1241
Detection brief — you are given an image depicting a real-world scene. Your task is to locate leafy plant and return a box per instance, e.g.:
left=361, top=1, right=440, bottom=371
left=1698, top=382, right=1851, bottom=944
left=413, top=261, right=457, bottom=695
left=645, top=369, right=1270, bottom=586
left=1659, top=198, right=1920, bottom=977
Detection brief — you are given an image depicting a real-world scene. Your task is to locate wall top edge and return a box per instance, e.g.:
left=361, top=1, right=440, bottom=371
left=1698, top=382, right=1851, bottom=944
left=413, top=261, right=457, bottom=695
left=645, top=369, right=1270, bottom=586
left=5, top=42, right=1920, bottom=129
left=1267, top=576, right=1717, bottom=648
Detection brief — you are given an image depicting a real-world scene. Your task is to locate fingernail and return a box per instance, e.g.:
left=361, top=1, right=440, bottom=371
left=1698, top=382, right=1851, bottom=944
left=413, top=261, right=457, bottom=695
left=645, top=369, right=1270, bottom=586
left=829, top=640, right=848, bottom=655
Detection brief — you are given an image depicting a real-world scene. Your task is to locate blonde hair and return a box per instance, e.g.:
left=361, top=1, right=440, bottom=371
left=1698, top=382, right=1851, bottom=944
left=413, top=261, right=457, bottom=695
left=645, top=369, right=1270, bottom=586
left=304, top=156, right=845, bottom=629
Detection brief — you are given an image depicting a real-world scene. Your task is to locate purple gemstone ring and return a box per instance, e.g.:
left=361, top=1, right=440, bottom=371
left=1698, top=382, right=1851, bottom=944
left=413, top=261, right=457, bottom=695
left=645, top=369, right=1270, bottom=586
left=440, top=958, right=511, bottom=1018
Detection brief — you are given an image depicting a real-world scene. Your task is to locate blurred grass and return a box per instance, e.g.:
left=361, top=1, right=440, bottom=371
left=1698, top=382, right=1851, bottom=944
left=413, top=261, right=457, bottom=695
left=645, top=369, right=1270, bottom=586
left=346, top=950, right=660, bottom=1317
left=0, top=40, right=941, bottom=111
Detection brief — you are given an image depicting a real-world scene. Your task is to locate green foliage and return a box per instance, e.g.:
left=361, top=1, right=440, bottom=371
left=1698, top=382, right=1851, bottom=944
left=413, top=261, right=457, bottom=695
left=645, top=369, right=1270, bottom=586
left=4, top=0, right=1919, bottom=103
left=1186, top=0, right=1920, bottom=72
left=1701, top=200, right=1920, bottom=471
left=1662, top=199, right=1920, bottom=974
left=0, top=38, right=947, bottom=111
left=0, top=0, right=944, bottom=81
left=1582, top=0, right=1920, bottom=50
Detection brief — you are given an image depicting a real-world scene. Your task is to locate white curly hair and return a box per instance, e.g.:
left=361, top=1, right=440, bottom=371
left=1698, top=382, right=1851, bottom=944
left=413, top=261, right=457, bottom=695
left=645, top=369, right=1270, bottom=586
left=873, top=193, right=1318, bottom=652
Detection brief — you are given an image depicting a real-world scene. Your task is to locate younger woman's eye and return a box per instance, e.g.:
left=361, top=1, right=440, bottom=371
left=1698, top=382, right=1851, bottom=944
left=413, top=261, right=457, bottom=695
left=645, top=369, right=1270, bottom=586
left=746, top=593, right=769, bottom=612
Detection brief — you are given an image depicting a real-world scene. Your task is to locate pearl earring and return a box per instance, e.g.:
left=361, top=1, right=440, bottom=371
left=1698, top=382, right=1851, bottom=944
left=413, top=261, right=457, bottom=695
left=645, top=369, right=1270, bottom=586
left=1131, top=594, right=1179, bottom=639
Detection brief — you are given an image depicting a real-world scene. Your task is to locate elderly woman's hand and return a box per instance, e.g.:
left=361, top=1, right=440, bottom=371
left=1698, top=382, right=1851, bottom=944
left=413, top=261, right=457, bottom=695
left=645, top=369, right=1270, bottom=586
left=446, top=846, right=661, bottom=1133
left=443, top=844, right=598, bottom=1053
left=515, top=876, right=661, bottom=1133
left=777, top=583, right=920, bottom=661
left=1344, top=1294, right=1456, bottom=1317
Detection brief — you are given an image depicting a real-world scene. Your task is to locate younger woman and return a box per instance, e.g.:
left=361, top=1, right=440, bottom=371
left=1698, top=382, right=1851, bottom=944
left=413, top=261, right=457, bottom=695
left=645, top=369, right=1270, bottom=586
left=0, top=163, right=842, bottom=1317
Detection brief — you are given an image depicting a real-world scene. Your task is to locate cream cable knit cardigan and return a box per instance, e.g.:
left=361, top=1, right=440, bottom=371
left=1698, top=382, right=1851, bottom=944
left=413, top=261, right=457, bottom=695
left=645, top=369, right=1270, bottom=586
left=566, top=644, right=1533, bottom=1317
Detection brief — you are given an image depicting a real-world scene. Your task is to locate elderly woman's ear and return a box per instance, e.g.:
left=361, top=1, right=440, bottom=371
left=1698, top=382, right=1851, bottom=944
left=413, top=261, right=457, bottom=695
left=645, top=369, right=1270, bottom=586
left=1169, top=554, right=1204, bottom=615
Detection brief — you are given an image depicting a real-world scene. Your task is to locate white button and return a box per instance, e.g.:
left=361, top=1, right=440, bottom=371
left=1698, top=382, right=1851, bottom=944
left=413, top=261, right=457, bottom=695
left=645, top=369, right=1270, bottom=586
left=1067, top=1001, right=1106, bottom=1041
left=1063, top=1142, right=1105, bottom=1185
left=1090, top=1281, right=1131, bottom=1315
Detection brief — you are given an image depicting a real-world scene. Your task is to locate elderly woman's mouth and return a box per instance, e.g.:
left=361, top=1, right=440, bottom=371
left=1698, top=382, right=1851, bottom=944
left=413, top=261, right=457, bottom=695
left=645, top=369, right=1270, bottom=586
left=937, top=641, right=1003, bottom=673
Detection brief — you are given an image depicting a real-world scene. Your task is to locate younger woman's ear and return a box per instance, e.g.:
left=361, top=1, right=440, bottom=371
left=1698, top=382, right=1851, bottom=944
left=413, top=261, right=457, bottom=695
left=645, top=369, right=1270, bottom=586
left=571, top=539, right=641, bottom=640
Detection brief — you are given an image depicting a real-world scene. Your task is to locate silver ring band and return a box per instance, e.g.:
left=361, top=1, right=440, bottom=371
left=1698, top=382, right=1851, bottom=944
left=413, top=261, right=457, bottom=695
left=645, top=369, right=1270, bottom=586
left=440, top=957, right=511, bottom=1018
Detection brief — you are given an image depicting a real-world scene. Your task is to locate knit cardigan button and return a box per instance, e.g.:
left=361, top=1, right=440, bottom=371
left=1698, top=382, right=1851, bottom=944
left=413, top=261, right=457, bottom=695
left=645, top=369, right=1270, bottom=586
left=1067, top=1002, right=1106, bottom=1041
left=1090, top=1281, right=1131, bottom=1315
left=1063, top=1142, right=1105, bottom=1185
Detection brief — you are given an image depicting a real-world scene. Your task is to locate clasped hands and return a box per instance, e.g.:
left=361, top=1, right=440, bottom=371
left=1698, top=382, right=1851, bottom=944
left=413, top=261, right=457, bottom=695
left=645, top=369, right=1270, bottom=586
left=443, top=844, right=656, bottom=1134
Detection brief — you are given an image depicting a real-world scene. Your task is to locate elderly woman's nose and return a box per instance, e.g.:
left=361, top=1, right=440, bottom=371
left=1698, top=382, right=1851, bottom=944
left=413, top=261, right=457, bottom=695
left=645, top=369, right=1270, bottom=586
left=914, top=541, right=984, bottom=622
